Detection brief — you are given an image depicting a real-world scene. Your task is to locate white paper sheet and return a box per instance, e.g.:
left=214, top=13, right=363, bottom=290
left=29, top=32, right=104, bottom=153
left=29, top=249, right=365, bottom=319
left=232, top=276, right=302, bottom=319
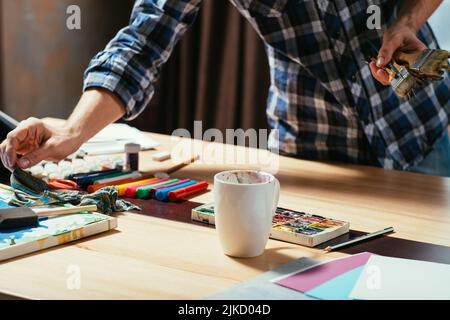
left=79, top=123, right=160, bottom=155
left=350, top=255, right=450, bottom=300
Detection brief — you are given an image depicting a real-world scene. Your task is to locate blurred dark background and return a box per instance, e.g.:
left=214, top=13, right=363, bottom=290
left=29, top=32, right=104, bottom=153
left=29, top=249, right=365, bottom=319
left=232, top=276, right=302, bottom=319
left=0, top=0, right=270, bottom=134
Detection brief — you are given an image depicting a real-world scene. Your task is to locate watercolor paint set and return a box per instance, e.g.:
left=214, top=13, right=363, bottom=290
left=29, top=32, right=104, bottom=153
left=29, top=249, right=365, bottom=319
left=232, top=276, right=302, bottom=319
left=192, top=204, right=349, bottom=247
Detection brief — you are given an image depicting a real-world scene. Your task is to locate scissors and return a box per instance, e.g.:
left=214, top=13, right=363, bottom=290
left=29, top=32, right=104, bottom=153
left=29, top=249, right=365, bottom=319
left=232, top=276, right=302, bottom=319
left=48, top=179, right=80, bottom=190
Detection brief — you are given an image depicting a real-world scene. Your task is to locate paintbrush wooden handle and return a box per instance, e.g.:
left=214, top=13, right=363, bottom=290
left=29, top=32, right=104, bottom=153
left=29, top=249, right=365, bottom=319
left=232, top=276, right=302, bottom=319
left=393, top=50, right=422, bottom=68
left=140, top=154, right=200, bottom=177
left=32, top=205, right=98, bottom=217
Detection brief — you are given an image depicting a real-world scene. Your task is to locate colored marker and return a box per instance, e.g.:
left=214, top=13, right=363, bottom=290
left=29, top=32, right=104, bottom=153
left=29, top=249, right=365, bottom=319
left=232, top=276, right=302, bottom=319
left=69, top=168, right=120, bottom=180
left=168, top=181, right=209, bottom=201
left=155, top=180, right=197, bottom=201
left=89, top=171, right=132, bottom=184
left=87, top=177, right=137, bottom=193
left=94, top=171, right=142, bottom=185
left=133, top=179, right=180, bottom=198
left=149, top=179, right=191, bottom=197
left=116, top=178, right=158, bottom=196
left=123, top=178, right=170, bottom=197
left=75, top=171, right=131, bottom=189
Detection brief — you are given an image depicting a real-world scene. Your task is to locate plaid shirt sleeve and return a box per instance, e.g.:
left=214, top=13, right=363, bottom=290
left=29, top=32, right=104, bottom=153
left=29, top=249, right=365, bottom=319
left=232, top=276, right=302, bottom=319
left=83, top=0, right=202, bottom=120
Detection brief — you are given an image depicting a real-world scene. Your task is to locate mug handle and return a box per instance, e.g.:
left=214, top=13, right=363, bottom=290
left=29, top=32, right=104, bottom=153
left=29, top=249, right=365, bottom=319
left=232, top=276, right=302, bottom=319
left=272, top=177, right=280, bottom=215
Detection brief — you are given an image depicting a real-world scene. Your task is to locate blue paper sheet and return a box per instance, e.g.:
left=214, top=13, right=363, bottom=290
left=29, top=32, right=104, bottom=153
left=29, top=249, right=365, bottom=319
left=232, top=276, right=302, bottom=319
left=306, top=266, right=364, bottom=300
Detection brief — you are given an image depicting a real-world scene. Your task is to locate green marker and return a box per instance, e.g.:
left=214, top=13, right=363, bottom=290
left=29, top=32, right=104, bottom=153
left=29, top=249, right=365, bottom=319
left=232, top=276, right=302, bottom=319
left=136, top=179, right=179, bottom=199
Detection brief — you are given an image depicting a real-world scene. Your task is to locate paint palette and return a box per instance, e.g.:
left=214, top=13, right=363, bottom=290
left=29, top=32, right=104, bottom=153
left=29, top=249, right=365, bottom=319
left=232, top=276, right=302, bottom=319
left=192, top=204, right=349, bottom=247
left=271, top=208, right=349, bottom=247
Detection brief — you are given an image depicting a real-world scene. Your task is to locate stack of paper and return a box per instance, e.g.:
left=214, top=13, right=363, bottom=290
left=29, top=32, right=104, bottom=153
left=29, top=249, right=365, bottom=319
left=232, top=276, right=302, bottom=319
left=273, top=252, right=450, bottom=300
left=79, top=123, right=160, bottom=155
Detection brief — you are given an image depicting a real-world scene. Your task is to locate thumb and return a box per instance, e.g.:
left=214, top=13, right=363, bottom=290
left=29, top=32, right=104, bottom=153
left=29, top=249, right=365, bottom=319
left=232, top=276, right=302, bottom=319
left=377, top=36, right=401, bottom=67
left=18, top=143, right=53, bottom=169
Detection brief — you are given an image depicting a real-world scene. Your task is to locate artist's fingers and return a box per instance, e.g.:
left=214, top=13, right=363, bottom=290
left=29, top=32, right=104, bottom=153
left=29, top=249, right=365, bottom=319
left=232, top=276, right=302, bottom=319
left=377, top=34, right=402, bottom=67
left=369, top=61, right=390, bottom=86
left=17, top=140, right=63, bottom=169
left=4, top=136, right=21, bottom=169
left=0, top=141, right=13, bottom=171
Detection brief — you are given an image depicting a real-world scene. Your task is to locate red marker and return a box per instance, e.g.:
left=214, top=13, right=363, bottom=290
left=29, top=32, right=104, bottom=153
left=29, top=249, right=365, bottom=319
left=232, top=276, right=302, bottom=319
left=124, top=178, right=169, bottom=197
left=168, top=181, right=209, bottom=201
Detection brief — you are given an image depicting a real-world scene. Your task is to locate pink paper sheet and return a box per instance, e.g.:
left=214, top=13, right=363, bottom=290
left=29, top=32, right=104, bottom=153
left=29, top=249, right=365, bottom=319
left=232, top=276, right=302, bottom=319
left=276, top=252, right=372, bottom=292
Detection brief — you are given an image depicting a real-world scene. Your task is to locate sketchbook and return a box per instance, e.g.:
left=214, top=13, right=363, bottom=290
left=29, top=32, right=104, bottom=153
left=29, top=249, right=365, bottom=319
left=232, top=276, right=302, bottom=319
left=0, top=211, right=117, bottom=261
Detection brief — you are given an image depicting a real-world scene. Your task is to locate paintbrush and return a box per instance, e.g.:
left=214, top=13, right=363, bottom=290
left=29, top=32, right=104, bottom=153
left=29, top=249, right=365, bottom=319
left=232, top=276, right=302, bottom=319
left=364, top=41, right=450, bottom=98
left=0, top=204, right=98, bottom=230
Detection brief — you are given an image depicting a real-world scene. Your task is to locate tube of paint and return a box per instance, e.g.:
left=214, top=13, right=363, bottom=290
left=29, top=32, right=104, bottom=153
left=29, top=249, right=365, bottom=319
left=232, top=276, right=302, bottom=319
left=125, top=143, right=141, bottom=171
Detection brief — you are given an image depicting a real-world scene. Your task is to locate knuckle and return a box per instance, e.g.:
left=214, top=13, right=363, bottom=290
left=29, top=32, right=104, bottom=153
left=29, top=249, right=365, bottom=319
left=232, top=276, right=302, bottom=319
left=6, top=131, right=16, bottom=139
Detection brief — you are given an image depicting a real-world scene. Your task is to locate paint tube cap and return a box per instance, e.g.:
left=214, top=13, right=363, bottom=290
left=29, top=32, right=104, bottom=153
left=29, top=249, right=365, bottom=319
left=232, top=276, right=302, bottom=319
left=125, top=143, right=141, bottom=153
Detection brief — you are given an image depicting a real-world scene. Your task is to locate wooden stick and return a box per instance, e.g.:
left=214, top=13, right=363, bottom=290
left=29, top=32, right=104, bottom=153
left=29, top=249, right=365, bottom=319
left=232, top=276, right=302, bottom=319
left=32, top=204, right=98, bottom=217
left=141, top=154, right=200, bottom=178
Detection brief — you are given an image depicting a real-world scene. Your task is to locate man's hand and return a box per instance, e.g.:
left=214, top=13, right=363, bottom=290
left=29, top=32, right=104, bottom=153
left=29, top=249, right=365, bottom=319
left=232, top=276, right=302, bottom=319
left=0, top=118, right=82, bottom=171
left=370, top=24, right=426, bottom=86
left=0, top=90, right=126, bottom=171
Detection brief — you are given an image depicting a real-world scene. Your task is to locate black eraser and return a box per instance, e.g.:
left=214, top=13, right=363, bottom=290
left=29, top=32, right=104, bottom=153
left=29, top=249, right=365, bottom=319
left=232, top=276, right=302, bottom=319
left=0, top=207, right=39, bottom=231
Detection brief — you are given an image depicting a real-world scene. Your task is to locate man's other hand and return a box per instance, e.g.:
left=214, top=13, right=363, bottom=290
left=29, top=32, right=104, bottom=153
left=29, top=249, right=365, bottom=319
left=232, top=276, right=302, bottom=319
left=370, top=24, right=426, bottom=85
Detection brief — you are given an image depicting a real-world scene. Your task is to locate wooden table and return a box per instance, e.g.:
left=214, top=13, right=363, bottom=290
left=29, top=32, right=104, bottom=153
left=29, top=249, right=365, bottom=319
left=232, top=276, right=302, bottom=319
left=0, top=129, right=449, bottom=299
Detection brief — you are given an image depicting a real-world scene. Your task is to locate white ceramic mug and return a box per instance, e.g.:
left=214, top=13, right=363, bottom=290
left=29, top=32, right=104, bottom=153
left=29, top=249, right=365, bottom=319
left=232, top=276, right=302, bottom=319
left=214, top=170, right=280, bottom=258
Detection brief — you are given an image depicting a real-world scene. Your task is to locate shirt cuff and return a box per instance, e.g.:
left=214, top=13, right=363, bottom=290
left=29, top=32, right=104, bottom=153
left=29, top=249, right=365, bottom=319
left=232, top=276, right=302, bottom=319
left=83, top=53, right=152, bottom=121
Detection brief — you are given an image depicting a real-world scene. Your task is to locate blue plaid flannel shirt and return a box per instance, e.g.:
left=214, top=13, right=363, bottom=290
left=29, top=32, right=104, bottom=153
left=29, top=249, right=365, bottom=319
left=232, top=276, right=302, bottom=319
left=84, top=0, right=450, bottom=170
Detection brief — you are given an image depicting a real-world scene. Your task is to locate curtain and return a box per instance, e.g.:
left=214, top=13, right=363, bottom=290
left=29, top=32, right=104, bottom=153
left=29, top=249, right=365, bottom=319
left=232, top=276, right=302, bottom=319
left=0, top=0, right=270, bottom=134
left=128, top=0, right=270, bottom=134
